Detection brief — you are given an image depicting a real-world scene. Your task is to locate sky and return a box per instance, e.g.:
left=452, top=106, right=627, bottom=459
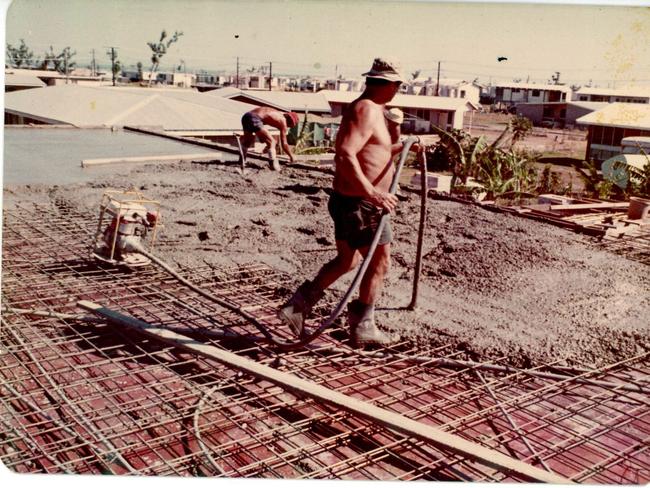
left=3, top=0, right=650, bottom=87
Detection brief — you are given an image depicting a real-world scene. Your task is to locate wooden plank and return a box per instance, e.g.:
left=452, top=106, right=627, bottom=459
left=81, top=152, right=224, bottom=167
left=550, top=202, right=629, bottom=211
left=123, top=125, right=280, bottom=163
left=78, top=299, right=573, bottom=484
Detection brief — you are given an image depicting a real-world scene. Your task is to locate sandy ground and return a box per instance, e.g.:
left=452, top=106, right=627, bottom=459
left=4, top=158, right=649, bottom=368
left=464, top=111, right=588, bottom=159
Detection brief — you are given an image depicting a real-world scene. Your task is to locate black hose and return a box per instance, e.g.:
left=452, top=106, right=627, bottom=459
left=136, top=136, right=420, bottom=350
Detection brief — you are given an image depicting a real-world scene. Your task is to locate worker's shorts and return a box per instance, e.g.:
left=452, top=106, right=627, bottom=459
left=328, top=191, right=392, bottom=250
left=241, top=112, right=264, bottom=133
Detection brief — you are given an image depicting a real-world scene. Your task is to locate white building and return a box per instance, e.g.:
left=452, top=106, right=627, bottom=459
left=572, top=86, right=650, bottom=104
left=576, top=103, right=650, bottom=163
left=490, top=82, right=571, bottom=108
left=322, top=90, right=475, bottom=132
left=141, top=71, right=196, bottom=88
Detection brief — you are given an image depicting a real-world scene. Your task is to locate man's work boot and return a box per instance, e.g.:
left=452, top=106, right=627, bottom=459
left=270, top=158, right=281, bottom=171
left=277, top=281, right=324, bottom=337
left=347, top=299, right=399, bottom=348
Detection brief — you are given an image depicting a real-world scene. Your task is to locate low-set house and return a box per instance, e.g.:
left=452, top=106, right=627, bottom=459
left=514, top=101, right=608, bottom=129
left=576, top=103, right=650, bottom=164
left=4, top=71, right=46, bottom=92
left=5, top=67, right=104, bottom=86
left=322, top=90, right=476, bottom=132
left=572, top=86, right=650, bottom=104
left=405, top=77, right=481, bottom=107
left=489, top=82, right=571, bottom=110
left=4, top=84, right=258, bottom=143
left=218, top=89, right=332, bottom=115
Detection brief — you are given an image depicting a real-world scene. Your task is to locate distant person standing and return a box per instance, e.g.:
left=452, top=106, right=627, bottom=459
left=240, top=107, right=299, bottom=170
left=278, top=58, right=418, bottom=347
left=384, top=107, right=404, bottom=144
left=323, top=126, right=332, bottom=147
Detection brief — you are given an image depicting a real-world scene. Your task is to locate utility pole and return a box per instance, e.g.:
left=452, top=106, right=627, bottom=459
left=91, top=49, right=96, bottom=76
left=236, top=57, right=240, bottom=89
left=435, top=60, right=441, bottom=96
left=107, top=47, right=118, bottom=86
left=63, top=50, right=68, bottom=84
left=268, top=61, right=272, bottom=91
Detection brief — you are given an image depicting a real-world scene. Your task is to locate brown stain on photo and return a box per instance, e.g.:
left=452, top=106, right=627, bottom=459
left=603, top=8, right=650, bottom=83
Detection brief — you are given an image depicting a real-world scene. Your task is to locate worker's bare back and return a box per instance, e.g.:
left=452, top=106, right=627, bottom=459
left=249, top=106, right=286, bottom=130
left=333, top=98, right=394, bottom=197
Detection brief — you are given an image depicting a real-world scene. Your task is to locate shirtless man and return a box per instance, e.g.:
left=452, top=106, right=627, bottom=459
left=240, top=107, right=299, bottom=170
left=278, top=58, right=414, bottom=347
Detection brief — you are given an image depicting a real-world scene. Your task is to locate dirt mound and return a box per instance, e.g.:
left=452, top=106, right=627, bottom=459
left=5, top=160, right=648, bottom=368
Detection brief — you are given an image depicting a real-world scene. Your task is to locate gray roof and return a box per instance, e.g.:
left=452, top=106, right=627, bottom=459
left=576, top=86, right=650, bottom=98
left=5, top=85, right=257, bottom=131
left=218, top=89, right=333, bottom=113
left=577, top=103, right=650, bottom=130
left=321, top=90, right=475, bottom=111
left=5, top=72, right=46, bottom=88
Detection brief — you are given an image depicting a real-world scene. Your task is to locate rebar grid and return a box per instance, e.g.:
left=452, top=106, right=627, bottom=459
left=598, top=230, right=650, bottom=266
left=1, top=202, right=649, bottom=482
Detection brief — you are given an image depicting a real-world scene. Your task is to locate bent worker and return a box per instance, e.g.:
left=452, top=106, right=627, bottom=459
left=278, top=58, right=415, bottom=347
left=240, top=107, right=299, bottom=171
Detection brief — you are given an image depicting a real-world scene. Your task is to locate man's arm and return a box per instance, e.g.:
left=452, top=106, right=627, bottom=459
left=279, top=125, right=294, bottom=163
left=337, top=101, right=398, bottom=212
left=390, top=140, right=405, bottom=157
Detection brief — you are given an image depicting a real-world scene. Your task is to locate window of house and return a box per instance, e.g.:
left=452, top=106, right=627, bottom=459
left=532, top=90, right=540, bottom=97
left=512, top=88, right=520, bottom=93
left=579, top=95, right=588, bottom=101
left=602, top=126, right=615, bottom=146
left=460, top=90, right=466, bottom=98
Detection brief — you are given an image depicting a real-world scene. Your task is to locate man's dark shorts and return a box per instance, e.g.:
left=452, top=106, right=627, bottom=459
left=241, top=112, right=264, bottom=133
left=328, top=191, right=392, bottom=249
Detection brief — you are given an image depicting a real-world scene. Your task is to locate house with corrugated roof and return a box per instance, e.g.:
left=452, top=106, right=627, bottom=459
left=514, top=101, right=608, bottom=129
left=4, top=84, right=258, bottom=142
left=405, top=77, right=481, bottom=107
left=5, top=72, right=46, bottom=92
left=576, top=103, right=650, bottom=163
left=5, top=68, right=104, bottom=86
left=573, top=86, right=650, bottom=104
left=489, top=82, right=571, bottom=110
left=216, top=89, right=332, bottom=114
left=322, top=90, right=475, bottom=132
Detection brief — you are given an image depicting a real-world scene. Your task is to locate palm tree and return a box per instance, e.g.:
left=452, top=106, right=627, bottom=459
left=509, top=115, right=533, bottom=148
left=147, top=30, right=183, bottom=86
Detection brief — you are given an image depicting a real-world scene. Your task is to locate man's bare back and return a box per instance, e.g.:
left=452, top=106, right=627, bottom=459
left=249, top=106, right=286, bottom=130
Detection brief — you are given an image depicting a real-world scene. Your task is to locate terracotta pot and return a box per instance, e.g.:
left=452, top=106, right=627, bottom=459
left=628, top=196, right=650, bottom=220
